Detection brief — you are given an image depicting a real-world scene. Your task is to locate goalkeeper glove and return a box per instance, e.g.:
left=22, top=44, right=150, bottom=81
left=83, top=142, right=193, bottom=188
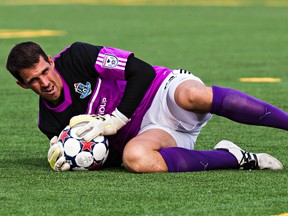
left=69, top=109, right=129, bottom=141
left=47, top=136, right=70, bottom=171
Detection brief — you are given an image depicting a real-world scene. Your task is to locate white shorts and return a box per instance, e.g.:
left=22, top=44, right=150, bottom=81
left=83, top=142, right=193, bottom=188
left=139, top=69, right=213, bottom=150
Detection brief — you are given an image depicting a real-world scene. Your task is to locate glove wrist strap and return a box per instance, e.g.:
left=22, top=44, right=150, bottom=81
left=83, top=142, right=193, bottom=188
left=114, top=108, right=129, bottom=123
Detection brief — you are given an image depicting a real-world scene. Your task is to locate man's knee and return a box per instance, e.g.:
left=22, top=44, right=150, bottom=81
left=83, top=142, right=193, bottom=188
left=174, top=80, right=212, bottom=112
left=122, top=142, right=168, bottom=173
left=122, top=144, right=145, bottom=173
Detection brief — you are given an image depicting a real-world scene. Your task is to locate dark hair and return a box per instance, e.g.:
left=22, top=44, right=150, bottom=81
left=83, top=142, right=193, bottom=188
left=6, top=41, right=49, bottom=83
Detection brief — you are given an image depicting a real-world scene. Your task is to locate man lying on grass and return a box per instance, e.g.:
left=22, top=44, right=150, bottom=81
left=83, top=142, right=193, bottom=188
left=6, top=41, right=286, bottom=172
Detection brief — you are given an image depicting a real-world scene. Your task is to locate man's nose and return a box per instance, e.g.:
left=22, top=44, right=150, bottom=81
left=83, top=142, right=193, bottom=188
left=39, top=76, right=49, bottom=86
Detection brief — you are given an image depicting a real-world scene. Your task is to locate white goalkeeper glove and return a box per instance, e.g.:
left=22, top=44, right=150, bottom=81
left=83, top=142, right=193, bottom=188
left=69, top=109, right=129, bottom=141
left=47, top=136, right=70, bottom=171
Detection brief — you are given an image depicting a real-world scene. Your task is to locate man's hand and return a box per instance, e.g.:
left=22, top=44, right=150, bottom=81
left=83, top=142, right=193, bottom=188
left=70, top=109, right=128, bottom=141
left=47, top=136, right=70, bottom=171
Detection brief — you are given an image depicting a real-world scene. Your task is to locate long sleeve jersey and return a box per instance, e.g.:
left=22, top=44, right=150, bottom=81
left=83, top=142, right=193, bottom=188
left=38, top=42, right=172, bottom=166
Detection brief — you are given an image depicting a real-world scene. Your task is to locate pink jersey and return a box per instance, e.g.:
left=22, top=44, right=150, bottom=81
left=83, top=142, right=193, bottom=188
left=39, top=43, right=172, bottom=158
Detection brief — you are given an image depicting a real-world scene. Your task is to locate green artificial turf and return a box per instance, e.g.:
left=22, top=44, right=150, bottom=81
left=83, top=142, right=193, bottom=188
left=0, top=1, right=287, bottom=215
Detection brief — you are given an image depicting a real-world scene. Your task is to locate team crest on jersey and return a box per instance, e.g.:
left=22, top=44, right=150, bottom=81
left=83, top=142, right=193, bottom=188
left=74, top=81, right=92, bottom=99
left=102, top=54, right=118, bottom=68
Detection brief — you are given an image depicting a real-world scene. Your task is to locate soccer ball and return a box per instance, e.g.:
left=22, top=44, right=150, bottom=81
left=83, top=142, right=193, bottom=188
left=57, top=125, right=109, bottom=171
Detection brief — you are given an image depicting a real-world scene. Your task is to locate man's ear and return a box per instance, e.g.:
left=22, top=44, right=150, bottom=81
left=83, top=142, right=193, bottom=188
left=48, top=55, right=55, bottom=67
left=16, top=80, right=29, bottom=89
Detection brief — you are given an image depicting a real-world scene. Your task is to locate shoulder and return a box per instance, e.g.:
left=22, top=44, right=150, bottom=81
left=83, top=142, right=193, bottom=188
left=55, top=42, right=102, bottom=59
left=67, top=42, right=103, bottom=63
left=55, top=42, right=103, bottom=68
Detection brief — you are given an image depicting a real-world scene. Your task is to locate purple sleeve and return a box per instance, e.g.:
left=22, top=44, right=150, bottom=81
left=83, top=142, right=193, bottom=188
left=95, top=47, right=134, bottom=80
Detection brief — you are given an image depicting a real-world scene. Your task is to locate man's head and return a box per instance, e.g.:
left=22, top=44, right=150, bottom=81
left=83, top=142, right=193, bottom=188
left=6, top=41, right=63, bottom=104
left=6, top=41, right=49, bottom=82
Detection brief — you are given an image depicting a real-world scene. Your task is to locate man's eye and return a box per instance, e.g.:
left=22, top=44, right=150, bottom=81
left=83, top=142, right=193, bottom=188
left=43, top=69, right=49, bottom=75
left=29, top=79, right=37, bottom=84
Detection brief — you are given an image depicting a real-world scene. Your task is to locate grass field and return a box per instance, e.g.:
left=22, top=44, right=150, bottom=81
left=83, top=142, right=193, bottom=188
left=0, top=0, right=288, bottom=215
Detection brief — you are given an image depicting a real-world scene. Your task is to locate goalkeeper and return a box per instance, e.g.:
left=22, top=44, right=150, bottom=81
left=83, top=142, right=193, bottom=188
left=6, top=41, right=287, bottom=172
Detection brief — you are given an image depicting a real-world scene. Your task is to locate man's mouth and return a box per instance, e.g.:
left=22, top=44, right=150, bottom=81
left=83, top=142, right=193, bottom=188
left=44, top=85, right=55, bottom=95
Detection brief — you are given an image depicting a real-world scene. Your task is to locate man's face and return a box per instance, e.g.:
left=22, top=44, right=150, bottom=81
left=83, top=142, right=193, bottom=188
left=17, top=55, right=63, bottom=104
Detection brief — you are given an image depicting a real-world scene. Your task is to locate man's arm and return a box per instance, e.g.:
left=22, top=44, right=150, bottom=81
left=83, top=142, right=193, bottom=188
left=69, top=42, right=156, bottom=119
left=117, top=55, right=156, bottom=118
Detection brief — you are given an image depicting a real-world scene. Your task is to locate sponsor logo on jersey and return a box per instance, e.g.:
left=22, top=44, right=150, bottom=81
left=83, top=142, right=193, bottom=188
left=98, top=97, right=107, bottom=115
left=102, top=54, right=118, bottom=68
left=74, top=81, right=92, bottom=99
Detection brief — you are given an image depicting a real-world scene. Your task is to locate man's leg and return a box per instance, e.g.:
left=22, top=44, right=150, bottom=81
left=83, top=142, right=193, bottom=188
left=123, top=129, right=283, bottom=173
left=160, top=140, right=283, bottom=172
left=210, top=86, right=288, bottom=130
left=174, top=80, right=288, bottom=130
left=122, top=129, right=239, bottom=173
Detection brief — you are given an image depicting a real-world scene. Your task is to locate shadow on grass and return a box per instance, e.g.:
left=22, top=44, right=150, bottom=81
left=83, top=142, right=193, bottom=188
left=4, top=156, right=127, bottom=173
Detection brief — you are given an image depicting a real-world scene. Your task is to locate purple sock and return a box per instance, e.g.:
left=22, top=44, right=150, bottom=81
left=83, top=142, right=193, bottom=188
left=210, top=86, right=288, bottom=130
left=159, top=147, right=238, bottom=172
